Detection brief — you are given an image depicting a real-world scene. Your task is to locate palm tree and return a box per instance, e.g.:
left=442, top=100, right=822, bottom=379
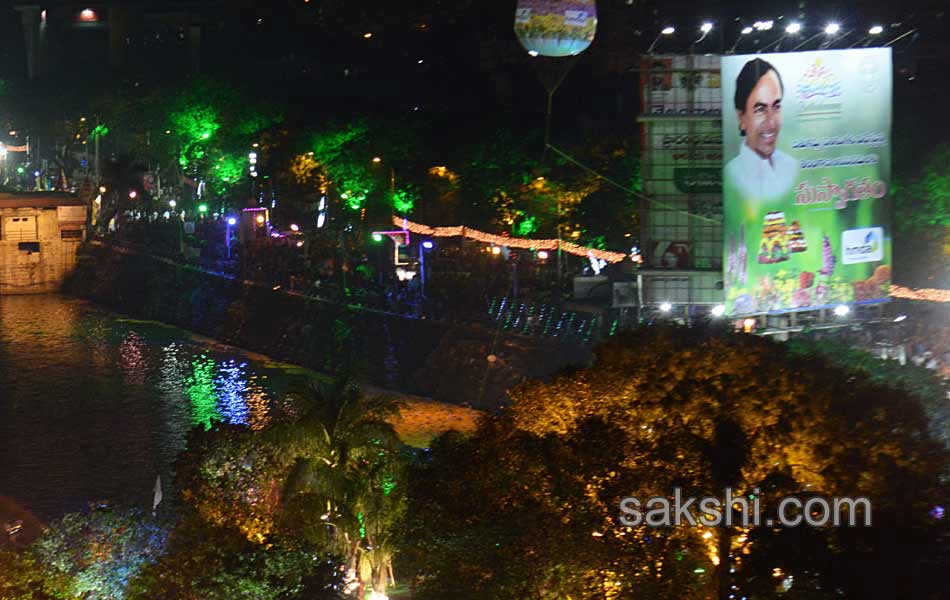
left=269, top=377, right=405, bottom=598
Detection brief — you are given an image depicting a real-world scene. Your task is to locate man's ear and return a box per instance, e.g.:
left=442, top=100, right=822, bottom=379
left=736, top=110, right=745, bottom=136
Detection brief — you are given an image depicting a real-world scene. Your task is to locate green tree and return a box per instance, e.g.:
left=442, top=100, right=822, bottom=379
left=270, top=378, right=405, bottom=598
left=127, top=518, right=342, bottom=600
left=31, top=507, right=168, bottom=600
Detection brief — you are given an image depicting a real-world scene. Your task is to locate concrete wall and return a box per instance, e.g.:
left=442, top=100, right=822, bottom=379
left=0, top=207, right=85, bottom=294
left=65, top=242, right=592, bottom=409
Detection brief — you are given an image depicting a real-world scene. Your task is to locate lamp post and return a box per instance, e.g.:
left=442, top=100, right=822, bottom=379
left=419, top=240, right=433, bottom=298
left=647, top=26, right=675, bottom=53
left=226, top=216, right=236, bottom=258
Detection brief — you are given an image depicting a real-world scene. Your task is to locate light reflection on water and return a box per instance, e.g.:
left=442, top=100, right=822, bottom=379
left=0, top=295, right=302, bottom=520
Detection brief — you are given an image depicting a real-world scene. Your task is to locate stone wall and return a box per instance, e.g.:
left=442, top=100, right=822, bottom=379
left=64, top=242, right=591, bottom=409
left=0, top=206, right=84, bottom=294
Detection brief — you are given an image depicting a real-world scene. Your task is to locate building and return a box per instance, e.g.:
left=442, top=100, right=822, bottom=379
left=13, top=1, right=222, bottom=81
left=637, top=54, right=724, bottom=318
left=0, top=193, right=86, bottom=294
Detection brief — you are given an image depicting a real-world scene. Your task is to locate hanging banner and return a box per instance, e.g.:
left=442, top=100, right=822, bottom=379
left=514, top=0, right=597, bottom=57
left=722, top=49, right=892, bottom=315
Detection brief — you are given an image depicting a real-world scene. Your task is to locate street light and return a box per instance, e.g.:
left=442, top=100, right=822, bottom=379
left=695, top=22, right=713, bottom=44
left=731, top=26, right=754, bottom=52
left=226, top=217, right=236, bottom=257
left=824, top=22, right=840, bottom=35
left=869, top=25, right=883, bottom=35
left=785, top=22, right=801, bottom=34
left=647, top=26, right=675, bottom=52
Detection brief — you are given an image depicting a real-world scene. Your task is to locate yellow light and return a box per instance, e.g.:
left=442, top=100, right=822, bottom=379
left=80, top=116, right=86, bottom=122
left=491, top=246, right=502, bottom=255
left=99, top=186, right=107, bottom=193
left=363, top=32, right=373, bottom=39
left=394, top=216, right=628, bottom=263
left=890, top=284, right=950, bottom=303
left=165, top=130, right=171, bottom=134
left=702, top=531, right=712, bottom=540
left=256, top=215, right=265, bottom=224
left=372, top=156, right=382, bottom=163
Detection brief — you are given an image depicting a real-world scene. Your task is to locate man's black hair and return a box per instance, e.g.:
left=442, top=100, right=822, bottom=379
left=734, top=58, right=784, bottom=135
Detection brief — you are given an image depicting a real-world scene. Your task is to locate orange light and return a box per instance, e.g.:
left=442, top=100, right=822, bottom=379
left=256, top=215, right=265, bottom=224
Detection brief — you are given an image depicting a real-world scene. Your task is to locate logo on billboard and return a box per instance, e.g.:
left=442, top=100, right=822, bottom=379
left=797, top=58, right=841, bottom=101
left=797, top=57, right=842, bottom=119
left=841, top=227, right=883, bottom=264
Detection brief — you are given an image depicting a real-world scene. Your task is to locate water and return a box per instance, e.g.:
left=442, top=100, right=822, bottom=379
left=0, top=295, right=307, bottom=521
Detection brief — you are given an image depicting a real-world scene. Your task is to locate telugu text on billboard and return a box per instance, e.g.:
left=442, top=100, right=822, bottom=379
left=722, top=48, right=892, bottom=315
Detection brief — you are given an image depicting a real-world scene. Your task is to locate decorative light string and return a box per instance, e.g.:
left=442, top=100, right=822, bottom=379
left=394, top=217, right=629, bottom=263
left=889, top=284, right=950, bottom=303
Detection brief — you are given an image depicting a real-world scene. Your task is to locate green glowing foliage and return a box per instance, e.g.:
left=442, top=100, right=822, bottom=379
left=169, top=103, right=220, bottom=145
left=392, top=187, right=416, bottom=214
left=90, top=123, right=110, bottom=138
left=163, top=78, right=281, bottom=199
left=515, top=215, right=537, bottom=237
left=894, top=143, right=950, bottom=230
left=309, top=122, right=369, bottom=165
left=210, top=153, right=249, bottom=196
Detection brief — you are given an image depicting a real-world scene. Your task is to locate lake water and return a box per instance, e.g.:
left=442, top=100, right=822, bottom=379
left=0, top=294, right=309, bottom=521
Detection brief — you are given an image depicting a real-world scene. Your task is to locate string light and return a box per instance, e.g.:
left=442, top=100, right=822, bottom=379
left=890, top=285, right=950, bottom=303
left=394, top=217, right=630, bottom=263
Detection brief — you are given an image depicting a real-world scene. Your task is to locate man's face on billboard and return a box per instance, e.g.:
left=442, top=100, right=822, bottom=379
left=738, top=70, right=783, bottom=160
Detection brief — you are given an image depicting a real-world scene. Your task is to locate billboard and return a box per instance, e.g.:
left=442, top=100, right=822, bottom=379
left=722, top=49, right=892, bottom=315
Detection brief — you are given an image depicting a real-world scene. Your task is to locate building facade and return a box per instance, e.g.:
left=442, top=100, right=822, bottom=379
left=637, top=54, right=724, bottom=317
left=0, top=193, right=86, bottom=294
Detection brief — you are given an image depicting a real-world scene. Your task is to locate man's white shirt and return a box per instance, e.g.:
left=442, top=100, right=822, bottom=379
left=724, top=141, right=799, bottom=200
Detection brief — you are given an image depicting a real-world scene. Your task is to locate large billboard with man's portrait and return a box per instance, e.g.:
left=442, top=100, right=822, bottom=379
left=721, top=49, right=892, bottom=315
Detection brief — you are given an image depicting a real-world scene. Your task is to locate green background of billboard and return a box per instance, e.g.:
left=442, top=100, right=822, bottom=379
left=721, top=48, right=892, bottom=316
